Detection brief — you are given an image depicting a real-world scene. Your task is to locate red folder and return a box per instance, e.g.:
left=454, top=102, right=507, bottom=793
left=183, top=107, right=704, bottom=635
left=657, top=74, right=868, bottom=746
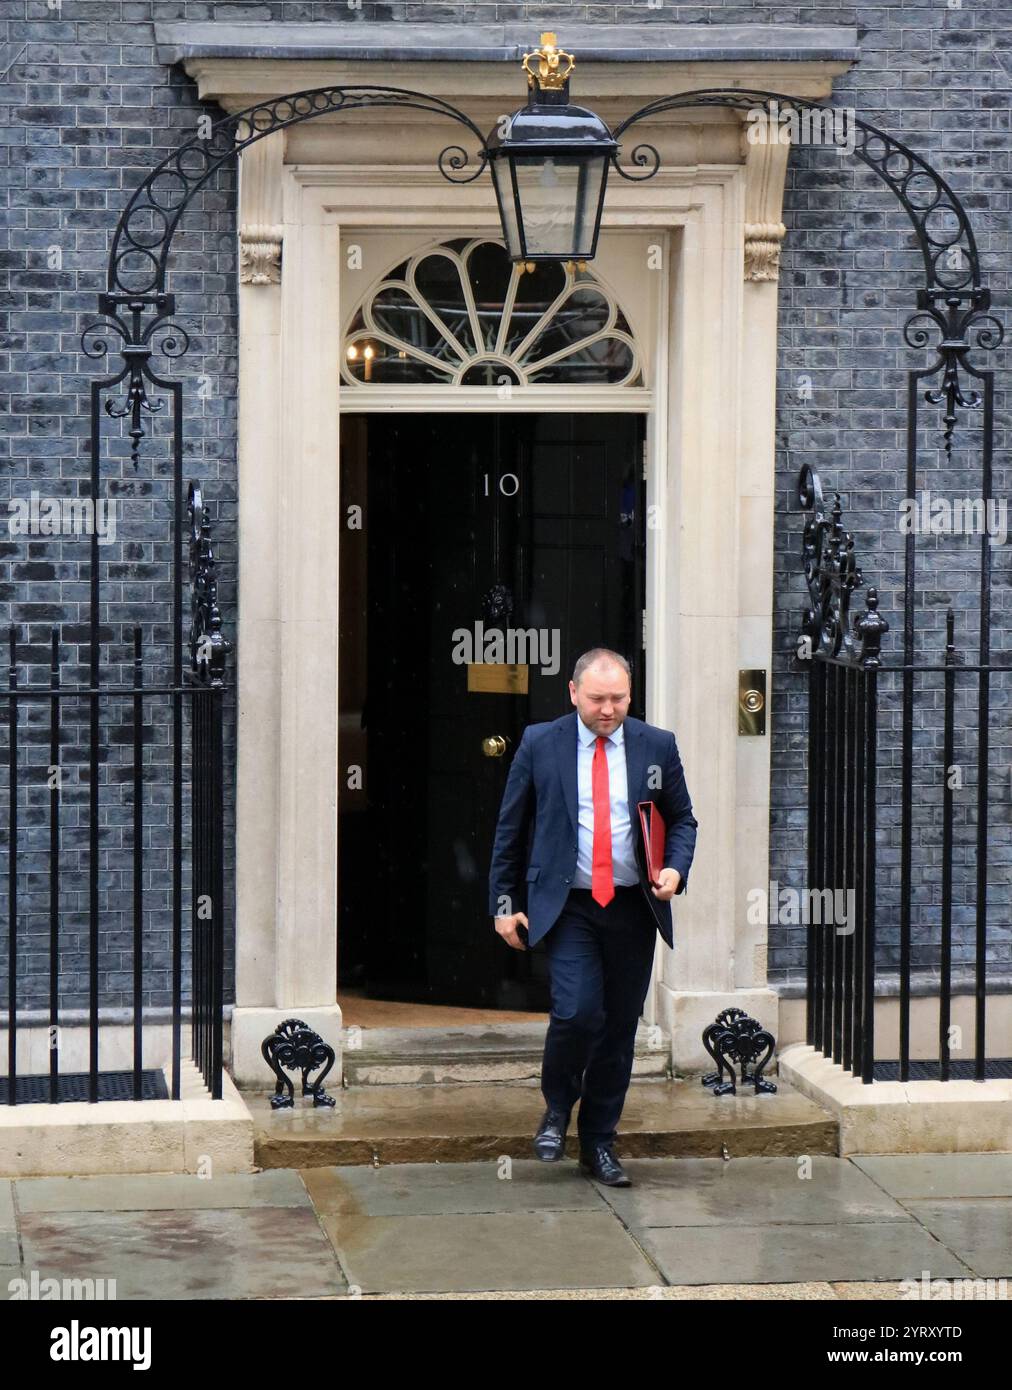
left=637, top=801, right=666, bottom=888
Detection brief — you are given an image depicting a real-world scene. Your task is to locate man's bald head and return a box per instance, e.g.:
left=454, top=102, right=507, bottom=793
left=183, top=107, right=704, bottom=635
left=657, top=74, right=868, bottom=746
left=571, top=648, right=631, bottom=688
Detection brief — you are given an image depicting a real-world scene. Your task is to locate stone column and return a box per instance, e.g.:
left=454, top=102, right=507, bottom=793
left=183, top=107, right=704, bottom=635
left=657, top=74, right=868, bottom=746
left=230, top=143, right=343, bottom=1085
left=736, top=131, right=790, bottom=1005
left=655, top=151, right=785, bottom=1069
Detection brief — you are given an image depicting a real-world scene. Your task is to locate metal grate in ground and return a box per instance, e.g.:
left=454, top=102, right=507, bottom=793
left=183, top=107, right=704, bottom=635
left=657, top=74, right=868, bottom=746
left=0, top=1069, right=169, bottom=1104
left=872, top=1058, right=1012, bottom=1081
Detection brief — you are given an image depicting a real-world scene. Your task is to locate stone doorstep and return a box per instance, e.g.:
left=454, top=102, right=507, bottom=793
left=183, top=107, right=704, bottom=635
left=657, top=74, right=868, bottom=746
left=0, top=1062, right=255, bottom=1179
left=778, top=1044, right=1012, bottom=1156
left=247, top=1076, right=839, bottom=1169
left=341, top=1022, right=671, bottom=1086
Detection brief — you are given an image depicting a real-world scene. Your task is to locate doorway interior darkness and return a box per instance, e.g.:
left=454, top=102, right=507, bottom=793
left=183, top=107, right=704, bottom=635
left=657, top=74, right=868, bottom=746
left=337, top=411, right=647, bottom=1010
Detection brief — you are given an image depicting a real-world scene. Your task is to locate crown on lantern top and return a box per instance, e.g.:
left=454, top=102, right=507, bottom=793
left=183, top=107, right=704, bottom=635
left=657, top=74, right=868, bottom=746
left=522, top=33, right=576, bottom=92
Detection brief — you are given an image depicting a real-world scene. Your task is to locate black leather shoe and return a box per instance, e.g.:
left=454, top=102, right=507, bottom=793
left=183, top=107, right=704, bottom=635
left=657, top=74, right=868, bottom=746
left=533, top=1107, right=569, bottom=1161
left=579, top=1142, right=631, bottom=1187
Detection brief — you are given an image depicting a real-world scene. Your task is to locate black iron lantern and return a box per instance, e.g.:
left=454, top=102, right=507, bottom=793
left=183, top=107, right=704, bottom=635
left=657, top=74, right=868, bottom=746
left=486, top=33, right=617, bottom=266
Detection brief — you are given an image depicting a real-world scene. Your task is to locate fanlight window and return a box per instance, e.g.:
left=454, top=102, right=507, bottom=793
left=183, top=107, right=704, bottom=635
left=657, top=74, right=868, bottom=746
left=342, top=238, right=641, bottom=387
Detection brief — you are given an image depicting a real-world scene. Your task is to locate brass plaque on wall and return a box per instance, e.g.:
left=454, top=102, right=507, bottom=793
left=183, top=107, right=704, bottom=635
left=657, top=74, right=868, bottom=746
left=467, top=663, right=529, bottom=695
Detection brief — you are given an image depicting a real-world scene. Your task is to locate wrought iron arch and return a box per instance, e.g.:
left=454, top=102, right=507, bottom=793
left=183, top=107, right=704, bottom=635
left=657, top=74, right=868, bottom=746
left=83, top=83, right=1001, bottom=480
left=106, top=87, right=489, bottom=299
left=78, top=76, right=1003, bottom=895
left=615, top=90, right=982, bottom=294
left=611, top=88, right=1002, bottom=462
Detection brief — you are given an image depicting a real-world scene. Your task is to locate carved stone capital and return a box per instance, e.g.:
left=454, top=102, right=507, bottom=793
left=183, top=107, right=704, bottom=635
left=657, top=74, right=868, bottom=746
left=744, top=220, right=787, bottom=282
left=239, top=223, right=284, bottom=285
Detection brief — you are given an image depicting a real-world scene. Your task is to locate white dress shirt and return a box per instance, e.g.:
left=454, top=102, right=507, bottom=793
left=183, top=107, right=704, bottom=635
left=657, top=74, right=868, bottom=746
left=572, top=715, right=640, bottom=889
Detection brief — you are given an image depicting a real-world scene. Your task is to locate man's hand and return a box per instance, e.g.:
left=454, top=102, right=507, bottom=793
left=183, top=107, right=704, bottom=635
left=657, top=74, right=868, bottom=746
left=651, top=867, right=681, bottom=902
left=494, top=911, right=529, bottom=951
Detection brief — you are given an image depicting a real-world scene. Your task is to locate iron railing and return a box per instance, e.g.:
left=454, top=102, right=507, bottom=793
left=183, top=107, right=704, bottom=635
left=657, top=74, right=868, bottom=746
left=797, top=465, right=1004, bottom=1082
left=0, top=483, right=229, bottom=1104
left=187, top=482, right=229, bottom=1098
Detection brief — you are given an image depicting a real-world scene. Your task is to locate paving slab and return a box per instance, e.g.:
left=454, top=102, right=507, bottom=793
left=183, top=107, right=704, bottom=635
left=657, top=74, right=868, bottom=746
left=593, top=1156, right=912, bottom=1228
left=902, top=1200, right=1012, bottom=1279
left=0, top=1181, right=14, bottom=1230
left=303, top=1160, right=604, bottom=1216
left=15, top=1169, right=310, bottom=1214
left=3, top=1151, right=1007, bottom=1298
left=250, top=1078, right=838, bottom=1167
left=637, top=1220, right=975, bottom=1286
left=19, top=1207, right=346, bottom=1300
left=852, top=1153, right=1012, bottom=1200
left=319, top=1209, right=661, bottom=1294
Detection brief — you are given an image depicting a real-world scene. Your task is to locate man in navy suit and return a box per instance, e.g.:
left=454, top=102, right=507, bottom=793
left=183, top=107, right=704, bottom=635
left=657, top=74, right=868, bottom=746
left=488, top=648, right=698, bottom=1187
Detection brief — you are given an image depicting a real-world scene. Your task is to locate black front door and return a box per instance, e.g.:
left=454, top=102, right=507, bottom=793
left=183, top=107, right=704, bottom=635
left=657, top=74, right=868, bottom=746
left=338, top=411, right=646, bottom=1009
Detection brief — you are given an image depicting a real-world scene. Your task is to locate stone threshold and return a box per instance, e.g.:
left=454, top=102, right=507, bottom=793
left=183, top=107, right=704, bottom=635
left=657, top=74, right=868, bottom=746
left=247, top=1075, right=838, bottom=1168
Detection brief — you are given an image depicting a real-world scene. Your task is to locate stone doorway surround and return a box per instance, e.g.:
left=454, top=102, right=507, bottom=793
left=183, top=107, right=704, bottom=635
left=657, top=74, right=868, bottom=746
left=153, top=22, right=860, bottom=1085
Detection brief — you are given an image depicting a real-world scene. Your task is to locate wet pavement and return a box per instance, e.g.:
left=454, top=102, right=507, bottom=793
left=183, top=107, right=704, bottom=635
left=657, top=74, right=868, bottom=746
left=2, top=1152, right=1010, bottom=1299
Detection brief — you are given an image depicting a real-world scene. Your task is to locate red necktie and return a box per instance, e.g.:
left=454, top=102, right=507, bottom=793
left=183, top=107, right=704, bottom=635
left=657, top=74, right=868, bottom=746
left=591, top=735, right=615, bottom=907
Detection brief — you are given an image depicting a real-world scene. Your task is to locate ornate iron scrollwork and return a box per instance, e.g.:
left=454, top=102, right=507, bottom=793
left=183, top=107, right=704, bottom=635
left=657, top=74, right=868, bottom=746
left=797, top=464, right=889, bottom=669
left=611, top=88, right=1000, bottom=454
left=82, top=86, right=489, bottom=474
left=904, top=290, right=1004, bottom=460
left=261, top=1018, right=337, bottom=1109
left=81, top=292, right=188, bottom=468
left=613, top=89, right=982, bottom=294
left=82, top=84, right=1000, bottom=469
left=701, top=1007, right=778, bottom=1096
left=437, top=142, right=488, bottom=184
left=187, top=481, right=231, bottom=686
left=611, top=142, right=660, bottom=182
left=107, top=87, right=487, bottom=300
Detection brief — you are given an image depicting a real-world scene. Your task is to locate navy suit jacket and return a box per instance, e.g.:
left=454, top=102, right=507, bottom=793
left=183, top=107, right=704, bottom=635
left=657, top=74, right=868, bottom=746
left=487, top=712, right=698, bottom=949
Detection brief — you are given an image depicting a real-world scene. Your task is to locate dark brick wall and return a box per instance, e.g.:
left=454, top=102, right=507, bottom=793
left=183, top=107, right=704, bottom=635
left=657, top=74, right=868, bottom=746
left=0, top=1, right=1009, bottom=1013
left=0, top=0, right=239, bottom=1012
left=769, top=6, right=1012, bottom=991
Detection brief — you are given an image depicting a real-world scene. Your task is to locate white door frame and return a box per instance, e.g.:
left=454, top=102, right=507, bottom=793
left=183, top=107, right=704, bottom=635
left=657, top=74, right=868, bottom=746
left=226, top=94, right=800, bottom=1082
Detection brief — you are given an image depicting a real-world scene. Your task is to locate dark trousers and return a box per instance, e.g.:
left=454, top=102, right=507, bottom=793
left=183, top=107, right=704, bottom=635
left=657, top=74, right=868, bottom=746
left=540, top=886, right=658, bottom=1148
